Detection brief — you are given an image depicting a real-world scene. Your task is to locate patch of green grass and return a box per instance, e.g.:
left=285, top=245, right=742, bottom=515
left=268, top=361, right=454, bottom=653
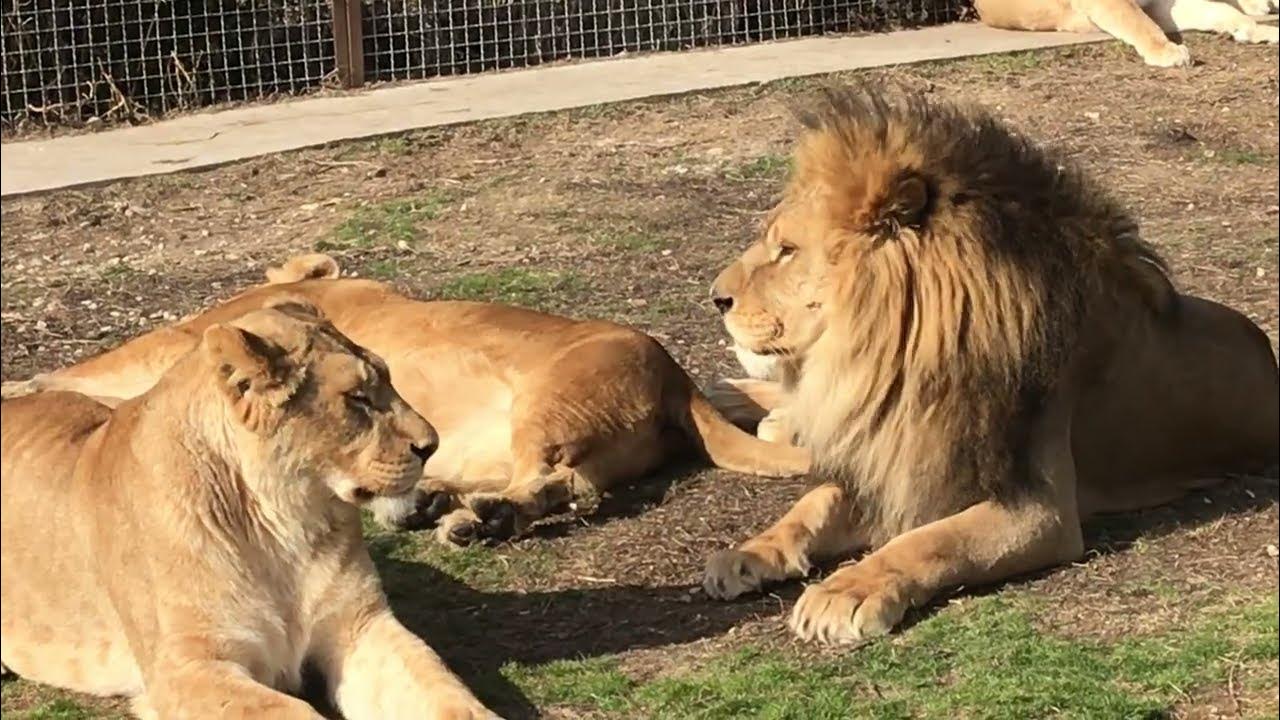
left=1214, top=148, right=1268, bottom=166
left=373, top=136, right=412, bottom=156
left=505, top=594, right=1280, bottom=719
left=366, top=525, right=552, bottom=590
left=97, top=261, right=138, bottom=282
left=363, top=259, right=403, bottom=280
left=0, top=683, right=124, bottom=720
left=319, top=193, right=449, bottom=250
left=434, top=268, right=584, bottom=307
left=5, top=698, right=96, bottom=720
left=973, top=50, right=1043, bottom=74
left=729, top=153, right=791, bottom=181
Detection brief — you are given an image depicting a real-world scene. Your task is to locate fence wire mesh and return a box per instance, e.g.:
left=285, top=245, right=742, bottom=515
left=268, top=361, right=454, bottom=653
left=2, top=0, right=336, bottom=132
left=2, top=0, right=971, bottom=133
left=364, top=0, right=970, bottom=82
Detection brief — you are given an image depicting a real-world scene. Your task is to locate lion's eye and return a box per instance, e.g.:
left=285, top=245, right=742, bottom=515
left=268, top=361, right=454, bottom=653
left=776, top=243, right=797, bottom=260
left=347, top=390, right=373, bottom=409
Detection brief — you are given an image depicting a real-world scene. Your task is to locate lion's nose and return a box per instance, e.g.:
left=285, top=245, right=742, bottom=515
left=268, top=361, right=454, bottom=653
left=712, top=294, right=734, bottom=315
left=410, top=438, right=437, bottom=463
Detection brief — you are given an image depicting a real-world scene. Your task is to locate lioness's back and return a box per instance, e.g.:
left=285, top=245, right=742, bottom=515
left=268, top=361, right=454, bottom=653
left=1, top=392, right=141, bottom=695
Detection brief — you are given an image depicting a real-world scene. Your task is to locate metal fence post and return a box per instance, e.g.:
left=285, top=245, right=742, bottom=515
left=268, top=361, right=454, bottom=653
left=332, top=0, right=366, bottom=88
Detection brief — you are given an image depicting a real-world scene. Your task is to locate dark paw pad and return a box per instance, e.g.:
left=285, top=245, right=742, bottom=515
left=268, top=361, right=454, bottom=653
left=472, top=498, right=519, bottom=541
left=393, top=490, right=456, bottom=531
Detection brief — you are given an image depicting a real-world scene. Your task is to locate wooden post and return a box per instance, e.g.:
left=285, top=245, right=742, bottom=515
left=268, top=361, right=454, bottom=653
left=332, top=0, right=365, bottom=88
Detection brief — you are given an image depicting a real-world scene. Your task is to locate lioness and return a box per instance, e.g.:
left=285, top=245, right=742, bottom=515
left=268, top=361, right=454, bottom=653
left=701, top=83, right=1279, bottom=645
left=1, top=255, right=809, bottom=545
left=975, top=0, right=1278, bottom=67
left=0, top=304, right=499, bottom=718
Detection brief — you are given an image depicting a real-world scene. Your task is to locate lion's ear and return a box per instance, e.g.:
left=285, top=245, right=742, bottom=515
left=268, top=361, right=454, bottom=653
left=201, top=324, right=294, bottom=412
left=867, top=173, right=931, bottom=242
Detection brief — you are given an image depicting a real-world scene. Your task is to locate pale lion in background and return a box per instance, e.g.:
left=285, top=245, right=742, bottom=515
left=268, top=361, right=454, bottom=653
left=975, top=0, right=1277, bottom=67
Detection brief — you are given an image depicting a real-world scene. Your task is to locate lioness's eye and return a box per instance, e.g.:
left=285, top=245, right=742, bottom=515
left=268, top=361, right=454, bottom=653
left=777, top=243, right=797, bottom=260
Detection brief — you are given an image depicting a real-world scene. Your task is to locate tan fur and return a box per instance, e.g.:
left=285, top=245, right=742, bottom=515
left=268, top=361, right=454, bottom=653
left=1, top=307, right=499, bottom=718
left=702, top=83, right=1279, bottom=644
left=3, top=256, right=809, bottom=546
left=974, top=0, right=1277, bottom=67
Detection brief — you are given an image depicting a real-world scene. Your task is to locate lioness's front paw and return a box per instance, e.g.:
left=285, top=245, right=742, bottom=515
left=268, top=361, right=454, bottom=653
left=1235, top=22, right=1279, bottom=44
left=1141, top=42, right=1192, bottom=67
left=788, top=563, right=910, bottom=645
left=703, top=547, right=799, bottom=600
left=371, top=488, right=456, bottom=531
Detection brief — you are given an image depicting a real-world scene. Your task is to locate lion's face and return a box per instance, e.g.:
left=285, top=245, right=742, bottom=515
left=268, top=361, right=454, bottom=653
left=201, top=304, right=437, bottom=506
left=711, top=200, right=835, bottom=359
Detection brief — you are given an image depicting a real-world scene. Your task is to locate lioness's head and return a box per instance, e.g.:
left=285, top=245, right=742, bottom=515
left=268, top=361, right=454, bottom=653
left=199, top=300, right=437, bottom=505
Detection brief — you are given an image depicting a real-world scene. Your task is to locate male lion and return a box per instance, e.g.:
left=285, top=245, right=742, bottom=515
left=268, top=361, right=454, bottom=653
left=2, top=255, right=809, bottom=545
left=0, top=304, right=499, bottom=718
left=701, top=83, right=1279, bottom=645
left=975, top=0, right=1277, bottom=67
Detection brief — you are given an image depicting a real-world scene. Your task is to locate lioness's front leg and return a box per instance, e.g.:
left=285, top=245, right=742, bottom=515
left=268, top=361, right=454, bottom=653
left=1080, top=0, right=1192, bottom=66
left=137, top=655, right=323, bottom=720
left=788, top=497, right=1083, bottom=644
left=321, top=608, right=498, bottom=720
left=703, top=484, right=862, bottom=599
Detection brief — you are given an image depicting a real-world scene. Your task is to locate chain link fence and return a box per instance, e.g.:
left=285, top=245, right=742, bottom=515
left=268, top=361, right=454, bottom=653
left=2, top=0, right=972, bottom=133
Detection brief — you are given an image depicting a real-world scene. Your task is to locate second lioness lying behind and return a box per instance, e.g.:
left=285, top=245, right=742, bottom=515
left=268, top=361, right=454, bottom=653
left=3, top=255, right=809, bottom=545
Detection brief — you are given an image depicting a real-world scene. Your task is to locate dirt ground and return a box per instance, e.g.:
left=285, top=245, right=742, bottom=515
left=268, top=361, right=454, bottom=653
left=1, top=35, right=1277, bottom=720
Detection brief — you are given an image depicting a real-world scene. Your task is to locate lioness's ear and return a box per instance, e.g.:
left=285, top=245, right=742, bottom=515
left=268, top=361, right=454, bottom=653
left=867, top=173, right=931, bottom=242
left=262, top=295, right=326, bottom=323
left=201, top=324, right=291, bottom=405
left=264, top=253, right=340, bottom=284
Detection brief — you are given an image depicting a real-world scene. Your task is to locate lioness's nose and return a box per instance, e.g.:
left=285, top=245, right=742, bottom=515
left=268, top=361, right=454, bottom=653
left=410, top=438, right=437, bottom=463
left=711, top=293, right=734, bottom=315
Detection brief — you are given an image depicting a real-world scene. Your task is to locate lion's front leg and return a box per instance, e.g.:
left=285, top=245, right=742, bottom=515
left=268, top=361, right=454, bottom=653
left=703, top=484, right=863, bottom=600
left=322, top=609, right=499, bottom=720
left=788, top=497, right=1083, bottom=644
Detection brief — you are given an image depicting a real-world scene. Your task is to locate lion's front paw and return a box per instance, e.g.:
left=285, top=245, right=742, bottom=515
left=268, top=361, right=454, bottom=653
left=756, top=409, right=794, bottom=445
left=788, top=563, right=910, bottom=645
left=1140, top=42, right=1192, bottom=67
left=703, top=546, right=804, bottom=600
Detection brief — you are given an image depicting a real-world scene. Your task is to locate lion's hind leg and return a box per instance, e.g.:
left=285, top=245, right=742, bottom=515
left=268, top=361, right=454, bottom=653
left=703, top=484, right=861, bottom=600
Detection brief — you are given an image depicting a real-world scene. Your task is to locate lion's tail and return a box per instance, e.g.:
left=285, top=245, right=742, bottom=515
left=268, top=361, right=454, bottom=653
left=264, top=253, right=341, bottom=284
left=678, top=386, right=811, bottom=478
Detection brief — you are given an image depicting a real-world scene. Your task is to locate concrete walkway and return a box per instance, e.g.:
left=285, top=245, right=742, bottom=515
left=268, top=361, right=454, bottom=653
left=0, top=22, right=1109, bottom=197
